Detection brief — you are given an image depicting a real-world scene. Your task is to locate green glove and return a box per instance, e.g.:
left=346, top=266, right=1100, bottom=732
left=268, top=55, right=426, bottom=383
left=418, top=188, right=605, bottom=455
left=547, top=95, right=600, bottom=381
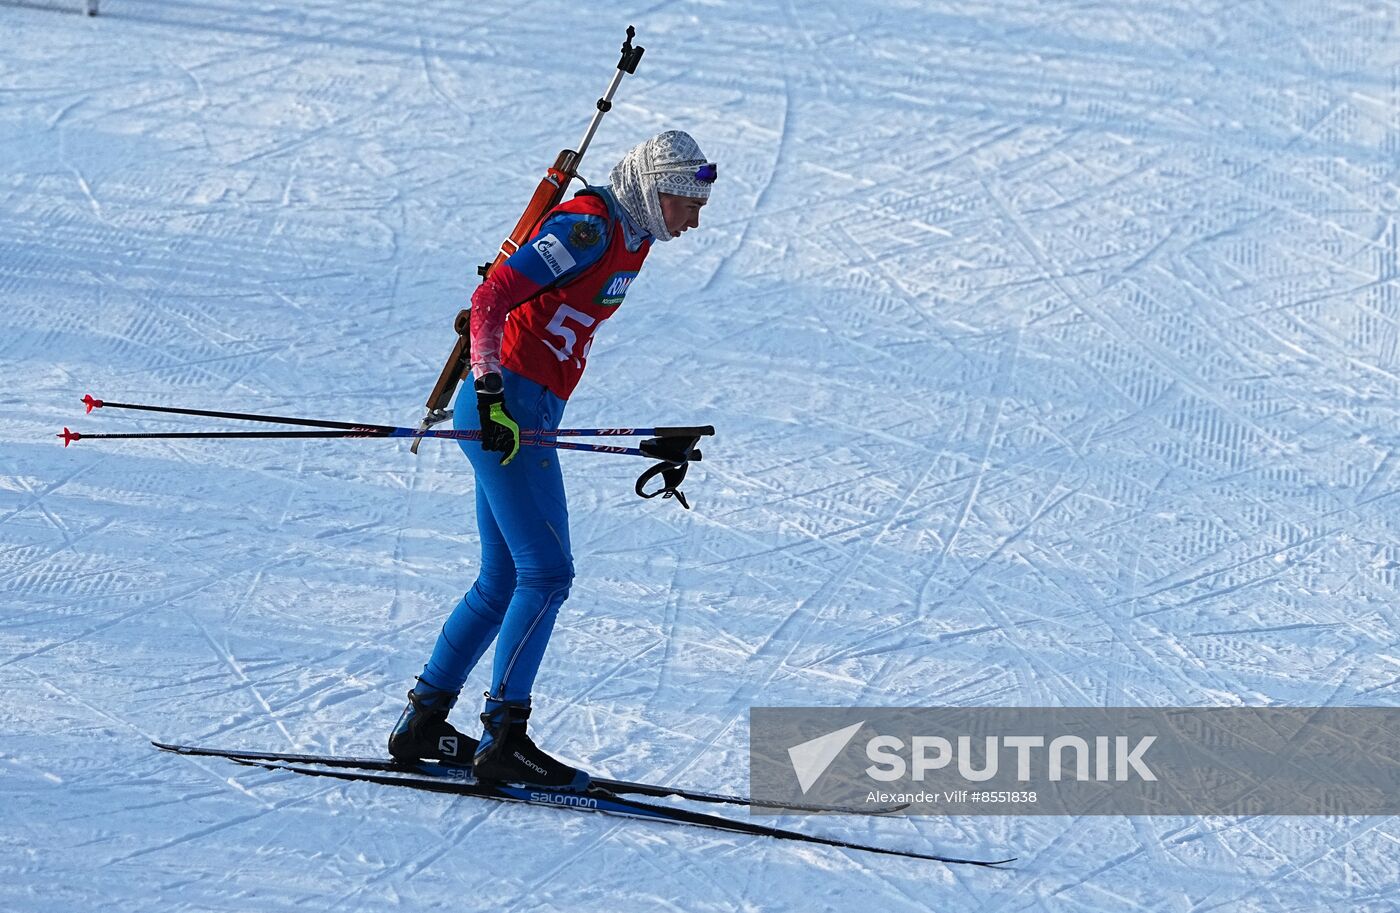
left=474, top=373, right=520, bottom=465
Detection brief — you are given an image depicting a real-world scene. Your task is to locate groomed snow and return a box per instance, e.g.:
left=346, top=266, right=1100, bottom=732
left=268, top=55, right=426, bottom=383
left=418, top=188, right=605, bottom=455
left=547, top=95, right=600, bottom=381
left=2, top=1, right=1397, bottom=910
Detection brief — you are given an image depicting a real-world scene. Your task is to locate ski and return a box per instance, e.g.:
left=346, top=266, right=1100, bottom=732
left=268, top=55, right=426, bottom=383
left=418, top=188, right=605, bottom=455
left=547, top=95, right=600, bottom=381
left=182, top=751, right=1012, bottom=866
left=151, top=741, right=900, bottom=814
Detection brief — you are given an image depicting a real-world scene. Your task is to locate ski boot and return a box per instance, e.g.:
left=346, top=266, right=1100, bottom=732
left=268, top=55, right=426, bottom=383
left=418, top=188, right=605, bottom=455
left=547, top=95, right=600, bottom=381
left=387, top=680, right=477, bottom=765
left=472, top=699, right=590, bottom=790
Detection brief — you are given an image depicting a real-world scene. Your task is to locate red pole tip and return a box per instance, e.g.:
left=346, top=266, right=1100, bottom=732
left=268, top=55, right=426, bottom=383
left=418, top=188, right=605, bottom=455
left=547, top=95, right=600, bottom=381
left=58, top=428, right=81, bottom=447
left=83, top=394, right=103, bottom=413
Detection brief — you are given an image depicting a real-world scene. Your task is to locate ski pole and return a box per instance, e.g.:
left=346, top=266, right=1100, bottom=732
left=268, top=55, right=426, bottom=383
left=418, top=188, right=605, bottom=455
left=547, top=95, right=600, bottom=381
left=80, top=394, right=380, bottom=431
left=80, top=395, right=713, bottom=439
left=70, top=391, right=712, bottom=507
left=57, top=426, right=689, bottom=460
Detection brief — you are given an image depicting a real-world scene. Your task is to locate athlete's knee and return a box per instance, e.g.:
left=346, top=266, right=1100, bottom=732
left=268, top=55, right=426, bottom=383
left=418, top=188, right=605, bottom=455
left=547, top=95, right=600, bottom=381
left=464, top=567, right=517, bottom=621
left=514, top=559, right=573, bottom=597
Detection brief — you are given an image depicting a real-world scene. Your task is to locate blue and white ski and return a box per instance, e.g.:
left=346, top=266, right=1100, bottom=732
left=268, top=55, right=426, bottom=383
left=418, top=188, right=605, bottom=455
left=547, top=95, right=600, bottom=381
left=152, top=741, right=1013, bottom=867
left=152, top=740, right=901, bottom=813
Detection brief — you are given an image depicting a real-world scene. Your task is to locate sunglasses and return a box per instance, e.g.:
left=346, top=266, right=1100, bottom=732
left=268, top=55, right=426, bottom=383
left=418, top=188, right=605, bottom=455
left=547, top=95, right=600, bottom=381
left=647, top=162, right=718, bottom=183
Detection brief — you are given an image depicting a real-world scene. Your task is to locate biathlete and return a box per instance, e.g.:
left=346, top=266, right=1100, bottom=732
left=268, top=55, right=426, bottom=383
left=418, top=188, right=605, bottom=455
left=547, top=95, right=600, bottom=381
left=388, top=130, right=716, bottom=789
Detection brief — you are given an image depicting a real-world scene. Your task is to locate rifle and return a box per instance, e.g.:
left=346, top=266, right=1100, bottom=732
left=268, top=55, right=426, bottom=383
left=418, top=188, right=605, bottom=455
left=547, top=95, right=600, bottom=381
left=409, top=27, right=646, bottom=453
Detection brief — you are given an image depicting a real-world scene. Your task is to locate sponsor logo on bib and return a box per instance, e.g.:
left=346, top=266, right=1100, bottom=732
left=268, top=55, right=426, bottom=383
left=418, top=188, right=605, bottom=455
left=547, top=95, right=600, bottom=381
left=595, top=271, right=638, bottom=307
left=532, top=233, right=577, bottom=278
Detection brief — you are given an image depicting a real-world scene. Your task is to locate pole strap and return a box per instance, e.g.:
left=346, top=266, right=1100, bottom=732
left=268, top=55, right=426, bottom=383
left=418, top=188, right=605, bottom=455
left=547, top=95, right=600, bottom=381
left=634, top=434, right=705, bottom=510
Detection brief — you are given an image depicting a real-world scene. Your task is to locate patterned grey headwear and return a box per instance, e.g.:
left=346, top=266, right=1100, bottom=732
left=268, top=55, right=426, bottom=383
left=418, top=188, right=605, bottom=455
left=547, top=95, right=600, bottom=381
left=608, top=130, right=713, bottom=242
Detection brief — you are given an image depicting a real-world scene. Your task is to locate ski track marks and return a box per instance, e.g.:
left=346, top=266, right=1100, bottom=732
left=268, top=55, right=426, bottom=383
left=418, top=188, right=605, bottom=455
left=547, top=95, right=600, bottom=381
left=3, top=1, right=1399, bottom=912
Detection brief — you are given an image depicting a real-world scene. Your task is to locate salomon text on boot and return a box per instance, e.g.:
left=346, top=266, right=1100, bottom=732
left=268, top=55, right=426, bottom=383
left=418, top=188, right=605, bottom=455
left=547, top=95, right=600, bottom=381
left=472, top=699, right=589, bottom=790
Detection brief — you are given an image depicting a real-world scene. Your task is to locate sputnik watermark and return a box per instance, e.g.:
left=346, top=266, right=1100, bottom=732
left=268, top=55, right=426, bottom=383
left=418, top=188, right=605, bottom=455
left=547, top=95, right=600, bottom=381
left=864, top=735, right=1157, bottom=782
left=787, top=721, right=864, bottom=794
left=865, top=789, right=1041, bottom=807
left=751, top=707, right=1400, bottom=816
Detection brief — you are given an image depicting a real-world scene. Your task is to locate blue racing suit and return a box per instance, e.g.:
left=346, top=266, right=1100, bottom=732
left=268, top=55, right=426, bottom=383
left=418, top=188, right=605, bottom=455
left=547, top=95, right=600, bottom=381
left=418, top=368, right=572, bottom=703
left=415, top=188, right=650, bottom=706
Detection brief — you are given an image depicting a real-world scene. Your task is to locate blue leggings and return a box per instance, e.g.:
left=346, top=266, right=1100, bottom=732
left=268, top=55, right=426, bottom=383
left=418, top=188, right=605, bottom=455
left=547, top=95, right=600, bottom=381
left=418, top=368, right=573, bottom=704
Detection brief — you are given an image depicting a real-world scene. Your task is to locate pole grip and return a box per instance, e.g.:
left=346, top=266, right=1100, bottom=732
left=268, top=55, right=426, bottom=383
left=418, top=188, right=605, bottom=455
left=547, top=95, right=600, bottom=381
left=652, top=425, right=716, bottom=438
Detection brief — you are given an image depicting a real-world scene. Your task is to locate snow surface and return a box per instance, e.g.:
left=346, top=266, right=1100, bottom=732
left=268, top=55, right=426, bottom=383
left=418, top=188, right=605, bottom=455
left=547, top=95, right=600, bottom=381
left=3, top=1, right=1399, bottom=910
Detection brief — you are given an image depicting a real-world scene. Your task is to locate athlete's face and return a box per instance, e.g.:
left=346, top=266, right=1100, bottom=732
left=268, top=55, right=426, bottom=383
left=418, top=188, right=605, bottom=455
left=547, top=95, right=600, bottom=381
left=659, top=193, right=707, bottom=237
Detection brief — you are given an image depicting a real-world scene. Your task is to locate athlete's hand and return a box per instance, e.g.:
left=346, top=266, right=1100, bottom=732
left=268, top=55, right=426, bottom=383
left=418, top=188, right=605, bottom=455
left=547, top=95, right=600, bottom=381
left=474, top=373, right=520, bottom=465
